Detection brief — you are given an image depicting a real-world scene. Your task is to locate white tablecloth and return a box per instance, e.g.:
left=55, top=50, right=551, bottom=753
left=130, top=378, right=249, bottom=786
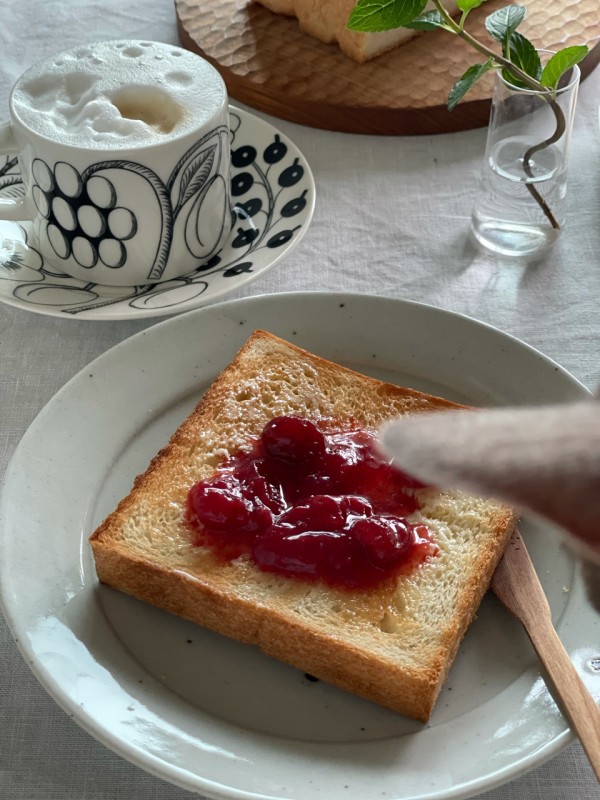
left=1, top=1, right=599, bottom=797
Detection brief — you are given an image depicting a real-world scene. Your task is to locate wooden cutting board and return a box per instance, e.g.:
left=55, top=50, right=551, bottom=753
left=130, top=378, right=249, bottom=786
left=176, top=0, right=600, bottom=135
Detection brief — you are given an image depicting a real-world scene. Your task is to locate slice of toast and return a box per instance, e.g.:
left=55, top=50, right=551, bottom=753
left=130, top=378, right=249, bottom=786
left=253, top=0, right=459, bottom=63
left=90, top=330, right=517, bottom=722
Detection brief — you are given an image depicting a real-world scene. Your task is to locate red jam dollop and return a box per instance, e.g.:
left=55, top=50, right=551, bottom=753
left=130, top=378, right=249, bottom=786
left=186, top=416, right=437, bottom=589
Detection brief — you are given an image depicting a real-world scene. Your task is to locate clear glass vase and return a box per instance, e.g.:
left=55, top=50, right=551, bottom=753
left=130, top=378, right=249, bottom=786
left=471, top=58, right=580, bottom=258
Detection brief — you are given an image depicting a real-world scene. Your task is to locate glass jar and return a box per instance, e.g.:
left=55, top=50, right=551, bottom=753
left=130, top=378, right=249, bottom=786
left=471, top=56, right=580, bottom=258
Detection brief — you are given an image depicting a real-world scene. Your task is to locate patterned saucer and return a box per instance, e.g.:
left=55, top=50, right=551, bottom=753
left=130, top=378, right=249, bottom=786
left=0, top=107, right=315, bottom=320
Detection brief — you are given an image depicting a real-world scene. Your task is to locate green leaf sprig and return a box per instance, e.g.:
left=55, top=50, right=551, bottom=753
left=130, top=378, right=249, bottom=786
left=347, top=0, right=587, bottom=110
left=347, top=0, right=589, bottom=230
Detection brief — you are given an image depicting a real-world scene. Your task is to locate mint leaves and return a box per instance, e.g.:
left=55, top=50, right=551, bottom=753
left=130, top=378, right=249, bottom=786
left=347, top=0, right=588, bottom=108
left=448, top=60, right=494, bottom=110
left=404, top=10, right=448, bottom=31
left=457, top=0, right=486, bottom=10
left=484, top=5, right=526, bottom=53
left=347, top=0, right=428, bottom=32
left=540, top=46, right=589, bottom=89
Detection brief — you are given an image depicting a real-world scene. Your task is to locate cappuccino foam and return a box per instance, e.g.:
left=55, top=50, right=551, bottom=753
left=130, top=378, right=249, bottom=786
left=12, top=40, right=226, bottom=149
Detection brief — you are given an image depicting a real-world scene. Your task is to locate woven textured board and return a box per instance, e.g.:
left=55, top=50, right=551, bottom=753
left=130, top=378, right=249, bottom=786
left=175, top=0, right=600, bottom=135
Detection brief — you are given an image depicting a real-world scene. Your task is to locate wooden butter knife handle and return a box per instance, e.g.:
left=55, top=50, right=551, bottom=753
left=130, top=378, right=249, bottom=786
left=491, top=532, right=600, bottom=781
left=527, top=616, right=600, bottom=781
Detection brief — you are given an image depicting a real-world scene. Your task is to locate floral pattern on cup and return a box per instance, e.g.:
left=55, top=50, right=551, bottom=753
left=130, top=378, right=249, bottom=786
left=0, top=155, right=24, bottom=201
left=29, top=124, right=230, bottom=283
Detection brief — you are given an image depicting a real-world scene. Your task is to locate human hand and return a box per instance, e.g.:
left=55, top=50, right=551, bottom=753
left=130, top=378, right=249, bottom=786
left=380, top=401, right=600, bottom=609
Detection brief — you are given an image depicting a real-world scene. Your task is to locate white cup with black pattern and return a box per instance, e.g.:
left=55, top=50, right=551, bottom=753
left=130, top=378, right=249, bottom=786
left=0, top=40, right=233, bottom=286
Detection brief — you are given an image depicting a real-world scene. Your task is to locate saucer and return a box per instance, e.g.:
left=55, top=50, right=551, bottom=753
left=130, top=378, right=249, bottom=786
left=0, top=107, right=315, bottom=320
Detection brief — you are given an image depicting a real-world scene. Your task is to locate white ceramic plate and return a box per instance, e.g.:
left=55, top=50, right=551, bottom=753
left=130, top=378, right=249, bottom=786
left=0, top=108, right=314, bottom=320
left=1, top=293, right=599, bottom=800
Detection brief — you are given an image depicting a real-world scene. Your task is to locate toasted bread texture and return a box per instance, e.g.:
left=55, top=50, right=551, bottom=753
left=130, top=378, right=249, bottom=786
left=90, top=330, right=517, bottom=721
left=253, top=0, right=459, bottom=63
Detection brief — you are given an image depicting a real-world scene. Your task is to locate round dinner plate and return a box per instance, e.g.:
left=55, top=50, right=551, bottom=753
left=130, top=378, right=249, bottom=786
left=0, top=107, right=315, bottom=320
left=1, top=293, right=599, bottom=800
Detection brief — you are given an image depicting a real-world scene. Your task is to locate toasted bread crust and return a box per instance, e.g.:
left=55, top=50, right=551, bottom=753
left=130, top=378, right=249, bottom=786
left=253, top=0, right=459, bottom=63
left=90, top=330, right=517, bottom=721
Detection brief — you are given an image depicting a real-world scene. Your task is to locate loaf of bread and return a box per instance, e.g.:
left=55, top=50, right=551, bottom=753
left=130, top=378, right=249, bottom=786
left=253, top=0, right=459, bottom=62
left=90, top=330, right=517, bottom=721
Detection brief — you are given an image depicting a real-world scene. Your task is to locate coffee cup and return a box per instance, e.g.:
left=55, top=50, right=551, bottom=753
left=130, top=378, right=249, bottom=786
left=0, top=40, right=233, bottom=286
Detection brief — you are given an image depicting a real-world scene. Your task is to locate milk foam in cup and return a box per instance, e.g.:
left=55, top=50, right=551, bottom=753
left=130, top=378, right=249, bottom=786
left=12, top=41, right=221, bottom=148
left=0, top=40, right=233, bottom=286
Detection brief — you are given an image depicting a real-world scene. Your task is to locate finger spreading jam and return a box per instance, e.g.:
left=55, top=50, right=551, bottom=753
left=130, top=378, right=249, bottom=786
left=186, top=416, right=437, bottom=589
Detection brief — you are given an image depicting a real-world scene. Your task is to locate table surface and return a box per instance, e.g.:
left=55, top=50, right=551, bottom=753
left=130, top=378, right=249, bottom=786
left=1, top=1, right=599, bottom=798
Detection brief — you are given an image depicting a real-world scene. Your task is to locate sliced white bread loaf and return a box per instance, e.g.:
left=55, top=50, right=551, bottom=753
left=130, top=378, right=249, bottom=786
left=90, top=330, right=517, bottom=721
left=253, top=0, right=459, bottom=63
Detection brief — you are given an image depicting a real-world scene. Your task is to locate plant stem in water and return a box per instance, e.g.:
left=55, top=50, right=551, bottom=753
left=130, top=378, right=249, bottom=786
left=432, top=0, right=564, bottom=229
left=522, top=99, right=565, bottom=229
